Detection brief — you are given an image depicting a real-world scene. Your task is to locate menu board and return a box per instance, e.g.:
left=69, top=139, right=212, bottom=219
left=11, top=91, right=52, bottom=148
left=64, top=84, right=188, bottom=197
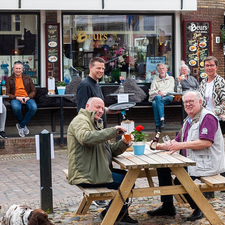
left=45, top=23, right=61, bottom=85
left=184, top=21, right=211, bottom=81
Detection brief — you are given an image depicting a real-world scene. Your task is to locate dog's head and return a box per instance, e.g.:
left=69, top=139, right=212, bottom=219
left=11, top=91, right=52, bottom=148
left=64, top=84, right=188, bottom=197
left=28, top=209, right=54, bottom=225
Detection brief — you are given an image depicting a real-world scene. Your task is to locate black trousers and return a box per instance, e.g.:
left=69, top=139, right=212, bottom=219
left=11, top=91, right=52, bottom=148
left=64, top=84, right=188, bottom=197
left=157, top=167, right=198, bottom=209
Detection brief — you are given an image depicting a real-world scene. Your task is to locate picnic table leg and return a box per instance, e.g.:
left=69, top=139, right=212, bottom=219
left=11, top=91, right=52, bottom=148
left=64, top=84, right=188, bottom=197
left=171, top=167, right=224, bottom=225
left=145, top=168, right=154, bottom=187
left=101, top=168, right=141, bottom=225
left=75, top=195, right=92, bottom=215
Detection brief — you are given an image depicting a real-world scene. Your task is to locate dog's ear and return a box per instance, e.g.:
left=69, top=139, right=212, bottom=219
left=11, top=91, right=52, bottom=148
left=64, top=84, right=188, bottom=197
left=27, top=211, right=39, bottom=225
left=28, top=209, right=54, bottom=225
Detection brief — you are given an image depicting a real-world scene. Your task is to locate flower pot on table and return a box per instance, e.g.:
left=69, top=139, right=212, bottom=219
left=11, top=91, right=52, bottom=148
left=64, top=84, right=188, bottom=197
left=57, top=86, right=66, bottom=95
left=132, top=142, right=145, bottom=155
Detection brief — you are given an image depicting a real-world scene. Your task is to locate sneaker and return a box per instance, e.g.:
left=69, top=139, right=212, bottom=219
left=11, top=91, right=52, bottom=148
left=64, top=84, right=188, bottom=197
left=23, top=126, right=29, bottom=135
left=92, top=200, right=107, bottom=207
left=16, top=123, right=25, bottom=138
left=160, top=120, right=166, bottom=129
left=0, top=131, right=7, bottom=139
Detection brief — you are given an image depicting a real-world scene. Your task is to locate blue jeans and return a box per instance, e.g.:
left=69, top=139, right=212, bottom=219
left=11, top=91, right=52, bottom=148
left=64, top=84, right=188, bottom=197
left=78, top=169, right=131, bottom=215
left=152, top=95, right=173, bottom=126
left=10, top=99, right=37, bottom=128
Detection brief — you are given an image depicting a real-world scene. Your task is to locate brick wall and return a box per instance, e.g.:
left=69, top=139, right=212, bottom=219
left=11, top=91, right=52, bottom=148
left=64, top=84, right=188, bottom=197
left=181, top=1, right=225, bottom=77
left=46, top=11, right=58, bottom=23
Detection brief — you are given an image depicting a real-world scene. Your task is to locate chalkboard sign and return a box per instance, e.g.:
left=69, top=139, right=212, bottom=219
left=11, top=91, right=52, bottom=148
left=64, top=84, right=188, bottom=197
left=45, top=23, right=61, bottom=86
left=183, top=20, right=211, bottom=81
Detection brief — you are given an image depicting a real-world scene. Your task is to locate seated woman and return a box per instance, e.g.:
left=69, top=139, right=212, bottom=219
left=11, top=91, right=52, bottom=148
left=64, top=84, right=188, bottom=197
left=174, top=61, right=199, bottom=92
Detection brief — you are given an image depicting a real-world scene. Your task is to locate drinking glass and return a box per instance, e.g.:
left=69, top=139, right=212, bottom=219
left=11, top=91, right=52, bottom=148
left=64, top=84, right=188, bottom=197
left=124, top=132, right=132, bottom=142
left=162, top=135, right=171, bottom=145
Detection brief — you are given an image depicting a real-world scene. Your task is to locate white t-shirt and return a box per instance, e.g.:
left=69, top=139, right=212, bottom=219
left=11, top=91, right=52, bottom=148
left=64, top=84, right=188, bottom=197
left=205, top=81, right=214, bottom=111
left=205, top=81, right=220, bottom=120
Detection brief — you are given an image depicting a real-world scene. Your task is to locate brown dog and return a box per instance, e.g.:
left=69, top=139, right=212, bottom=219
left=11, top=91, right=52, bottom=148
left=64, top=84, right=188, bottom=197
left=2, top=204, right=54, bottom=225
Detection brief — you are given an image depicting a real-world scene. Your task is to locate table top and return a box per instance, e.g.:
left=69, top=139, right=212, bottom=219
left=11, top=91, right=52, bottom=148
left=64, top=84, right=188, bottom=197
left=107, top=93, right=135, bottom=97
left=113, top=143, right=196, bottom=170
left=0, top=95, right=9, bottom=98
left=167, top=92, right=183, bottom=96
left=47, top=94, right=74, bottom=97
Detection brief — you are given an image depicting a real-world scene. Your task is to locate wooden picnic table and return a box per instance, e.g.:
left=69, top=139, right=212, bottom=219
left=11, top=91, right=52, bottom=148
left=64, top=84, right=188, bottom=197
left=101, top=143, right=224, bottom=225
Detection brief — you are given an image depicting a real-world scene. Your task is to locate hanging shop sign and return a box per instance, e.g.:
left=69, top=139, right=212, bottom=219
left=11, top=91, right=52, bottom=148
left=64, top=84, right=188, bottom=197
left=45, top=23, right=61, bottom=85
left=183, top=20, right=211, bottom=81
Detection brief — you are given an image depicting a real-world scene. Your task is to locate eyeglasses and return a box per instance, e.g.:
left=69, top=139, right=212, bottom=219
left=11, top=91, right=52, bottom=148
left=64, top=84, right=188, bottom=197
left=183, top=100, right=195, bottom=105
left=204, top=64, right=216, bottom=68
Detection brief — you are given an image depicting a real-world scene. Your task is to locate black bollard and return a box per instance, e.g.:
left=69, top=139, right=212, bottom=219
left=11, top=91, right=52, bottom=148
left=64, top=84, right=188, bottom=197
left=39, top=130, right=53, bottom=213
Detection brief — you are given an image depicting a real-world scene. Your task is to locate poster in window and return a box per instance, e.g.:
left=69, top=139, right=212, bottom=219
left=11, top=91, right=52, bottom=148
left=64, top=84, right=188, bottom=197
left=183, top=20, right=211, bottom=81
left=45, top=23, right=61, bottom=85
left=146, top=57, right=166, bottom=77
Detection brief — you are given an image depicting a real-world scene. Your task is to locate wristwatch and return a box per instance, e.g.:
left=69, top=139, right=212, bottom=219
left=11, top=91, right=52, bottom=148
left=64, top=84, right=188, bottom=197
left=126, top=142, right=132, bottom=147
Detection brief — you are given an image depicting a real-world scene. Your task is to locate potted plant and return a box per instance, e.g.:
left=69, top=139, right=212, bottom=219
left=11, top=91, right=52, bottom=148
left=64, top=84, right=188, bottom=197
left=220, top=27, right=225, bottom=43
left=56, top=81, right=67, bottom=95
left=131, top=125, right=148, bottom=155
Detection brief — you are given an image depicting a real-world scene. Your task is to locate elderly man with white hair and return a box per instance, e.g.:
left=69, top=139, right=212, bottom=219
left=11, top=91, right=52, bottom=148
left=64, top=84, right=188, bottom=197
left=148, top=63, right=174, bottom=133
left=147, top=90, right=225, bottom=222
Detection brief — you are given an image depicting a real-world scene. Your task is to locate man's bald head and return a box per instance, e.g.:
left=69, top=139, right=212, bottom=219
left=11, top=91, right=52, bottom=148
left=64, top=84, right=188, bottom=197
left=86, top=97, right=105, bottom=121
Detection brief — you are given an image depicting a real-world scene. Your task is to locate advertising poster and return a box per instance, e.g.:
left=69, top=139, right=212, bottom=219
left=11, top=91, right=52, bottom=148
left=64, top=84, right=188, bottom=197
left=45, top=23, right=60, bottom=85
left=146, top=56, right=166, bottom=76
left=184, top=20, right=211, bottom=81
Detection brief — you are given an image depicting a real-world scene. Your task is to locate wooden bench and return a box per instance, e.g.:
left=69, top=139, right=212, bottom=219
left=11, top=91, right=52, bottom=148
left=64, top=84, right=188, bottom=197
left=63, top=169, right=115, bottom=215
left=200, top=174, right=225, bottom=188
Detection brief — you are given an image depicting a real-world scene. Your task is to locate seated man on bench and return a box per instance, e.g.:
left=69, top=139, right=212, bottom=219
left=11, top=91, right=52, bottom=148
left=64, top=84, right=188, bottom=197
left=148, top=63, right=174, bottom=133
left=147, top=90, right=225, bottom=221
left=67, top=97, right=138, bottom=224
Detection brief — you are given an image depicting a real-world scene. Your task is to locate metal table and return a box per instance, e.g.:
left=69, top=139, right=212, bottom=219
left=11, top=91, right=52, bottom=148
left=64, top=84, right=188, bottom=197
left=47, top=94, right=74, bottom=146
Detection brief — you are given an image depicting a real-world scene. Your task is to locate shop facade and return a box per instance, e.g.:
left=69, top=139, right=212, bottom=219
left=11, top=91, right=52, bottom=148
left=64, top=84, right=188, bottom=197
left=0, top=0, right=197, bottom=86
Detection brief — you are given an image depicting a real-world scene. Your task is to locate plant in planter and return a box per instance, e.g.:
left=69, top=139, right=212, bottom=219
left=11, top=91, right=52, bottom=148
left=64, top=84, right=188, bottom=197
left=56, top=81, right=67, bottom=87
left=56, top=81, right=67, bottom=95
left=220, top=27, right=225, bottom=43
left=131, top=125, right=148, bottom=155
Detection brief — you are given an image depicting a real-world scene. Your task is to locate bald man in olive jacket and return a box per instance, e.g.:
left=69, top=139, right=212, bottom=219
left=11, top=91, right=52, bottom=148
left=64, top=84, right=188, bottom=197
left=67, top=97, right=138, bottom=224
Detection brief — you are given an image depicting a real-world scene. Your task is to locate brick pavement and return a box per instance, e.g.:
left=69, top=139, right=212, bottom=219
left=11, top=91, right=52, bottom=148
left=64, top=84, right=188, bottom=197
left=0, top=150, right=82, bottom=213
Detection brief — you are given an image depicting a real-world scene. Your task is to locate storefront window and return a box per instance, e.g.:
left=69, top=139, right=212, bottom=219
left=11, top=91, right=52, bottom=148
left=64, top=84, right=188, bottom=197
left=63, top=14, right=173, bottom=83
left=0, top=14, right=39, bottom=85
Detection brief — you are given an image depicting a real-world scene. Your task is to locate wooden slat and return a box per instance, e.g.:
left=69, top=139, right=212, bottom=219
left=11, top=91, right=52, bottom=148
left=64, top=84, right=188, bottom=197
left=121, top=151, right=150, bottom=168
left=155, top=151, right=188, bottom=166
left=133, top=153, right=162, bottom=167
left=144, top=149, right=175, bottom=167
left=200, top=174, right=225, bottom=187
left=113, top=155, right=138, bottom=169
left=170, top=153, right=196, bottom=166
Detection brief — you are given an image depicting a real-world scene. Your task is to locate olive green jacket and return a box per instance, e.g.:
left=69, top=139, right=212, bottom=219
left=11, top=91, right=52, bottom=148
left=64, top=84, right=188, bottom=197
left=67, top=108, right=128, bottom=185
